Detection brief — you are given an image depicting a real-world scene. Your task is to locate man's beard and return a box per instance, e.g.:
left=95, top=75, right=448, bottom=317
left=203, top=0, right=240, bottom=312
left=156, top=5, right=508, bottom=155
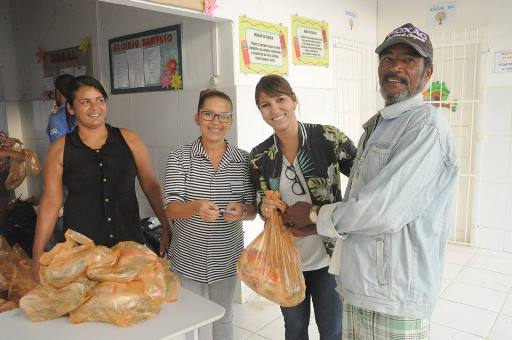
left=379, top=73, right=425, bottom=105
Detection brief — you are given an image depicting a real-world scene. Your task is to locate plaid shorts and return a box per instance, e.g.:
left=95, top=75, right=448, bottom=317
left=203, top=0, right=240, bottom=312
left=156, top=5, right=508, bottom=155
left=343, top=303, right=430, bottom=340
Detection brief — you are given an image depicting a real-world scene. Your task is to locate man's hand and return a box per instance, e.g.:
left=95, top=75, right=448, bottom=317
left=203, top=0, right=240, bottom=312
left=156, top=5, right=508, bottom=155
left=284, top=201, right=314, bottom=228
left=288, top=224, right=317, bottom=237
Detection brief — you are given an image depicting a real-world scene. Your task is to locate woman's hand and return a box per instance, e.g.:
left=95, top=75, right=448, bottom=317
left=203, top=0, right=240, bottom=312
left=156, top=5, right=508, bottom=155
left=31, top=260, right=41, bottom=283
left=223, top=202, right=244, bottom=222
left=197, top=200, right=220, bottom=221
left=260, top=197, right=281, bottom=219
left=159, top=231, right=170, bottom=257
left=7, top=150, right=25, bottom=162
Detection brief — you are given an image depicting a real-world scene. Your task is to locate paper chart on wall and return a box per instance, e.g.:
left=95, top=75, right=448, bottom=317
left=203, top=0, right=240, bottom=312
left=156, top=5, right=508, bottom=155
left=291, top=15, right=329, bottom=67
left=127, top=48, right=145, bottom=88
left=239, top=16, right=288, bottom=75
left=143, top=46, right=161, bottom=85
left=112, top=53, right=129, bottom=89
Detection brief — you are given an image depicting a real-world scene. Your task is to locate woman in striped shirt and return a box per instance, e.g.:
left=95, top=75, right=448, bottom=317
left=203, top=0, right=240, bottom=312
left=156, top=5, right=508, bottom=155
left=164, top=89, right=256, bottom=340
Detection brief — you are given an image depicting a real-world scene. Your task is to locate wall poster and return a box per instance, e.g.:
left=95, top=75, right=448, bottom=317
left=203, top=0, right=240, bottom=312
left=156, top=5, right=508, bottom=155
left=108, top=25, right=183, bottom=94
left=291, top=15, right=329, bottom=67
left=239, top=16, right=288, bottom=75
left=43, top=46, right=93, bottom=99
left=494, top=49, right=512, bottom=73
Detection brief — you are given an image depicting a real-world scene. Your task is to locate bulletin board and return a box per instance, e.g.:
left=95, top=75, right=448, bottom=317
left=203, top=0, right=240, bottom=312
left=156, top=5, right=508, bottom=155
left=108, top=25, right=183, bottom=94
left=42, top=46, right=93, bottom=99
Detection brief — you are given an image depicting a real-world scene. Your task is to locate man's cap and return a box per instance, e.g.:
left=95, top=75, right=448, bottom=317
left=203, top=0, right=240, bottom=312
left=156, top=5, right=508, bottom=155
left=375, top=23, right=433, bottom=59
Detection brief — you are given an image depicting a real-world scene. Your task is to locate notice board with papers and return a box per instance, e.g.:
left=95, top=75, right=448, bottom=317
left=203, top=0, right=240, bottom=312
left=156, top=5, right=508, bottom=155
left=108, top=25, right=183, bottom=94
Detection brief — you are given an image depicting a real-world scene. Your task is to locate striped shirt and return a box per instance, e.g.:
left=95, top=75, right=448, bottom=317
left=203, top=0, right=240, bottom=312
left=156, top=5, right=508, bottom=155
left=163, top=137, right=256, bottom=284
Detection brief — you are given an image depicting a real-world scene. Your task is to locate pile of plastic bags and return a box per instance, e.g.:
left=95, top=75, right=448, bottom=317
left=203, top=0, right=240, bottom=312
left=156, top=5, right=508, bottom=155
left=20, top=229, right=179, bottom=327
left=5, top=144, right=42, bottom=191
left=237, top=191, right=305, bottom=307
left=0, top=235, right=36, bottom=313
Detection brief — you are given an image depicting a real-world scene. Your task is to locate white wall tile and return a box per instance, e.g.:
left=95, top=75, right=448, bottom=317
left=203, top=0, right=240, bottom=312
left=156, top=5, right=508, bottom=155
left=177, top=89, right=202, bottom=146
left=430, top=323, right=485, bottom=340
left=475, top=227, right=505, bottom=251
left=475, top=181, right=510, bottom=229
left=456, top=267, right=512, bottom=293
left=154, top=92, right=180, bottom=148
left=106, top=94, right=134, bottom=130
left=504, top=231, right=512, bottom=253
left=431, top=299, right=497, bottom=337
left=235, top=85, right=273, bottom=153
left=481, top=87, right=512, bottom=136
left=155, top=146, right=173, bottom=186
left=131, top=92, right=160, bottom=147
left=441, top=282, right=507, bottom=312
left=489, top=314, right=512, bottom=340
left=478, top=136, right=511, bottom=182
left=501, top=293, right=512, bottom=317
left=468, top=249, right=512, bottom=275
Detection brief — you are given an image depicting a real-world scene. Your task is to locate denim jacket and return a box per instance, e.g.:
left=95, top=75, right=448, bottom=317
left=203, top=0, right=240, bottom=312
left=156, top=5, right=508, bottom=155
left=317, top=95, right=458, bottom=318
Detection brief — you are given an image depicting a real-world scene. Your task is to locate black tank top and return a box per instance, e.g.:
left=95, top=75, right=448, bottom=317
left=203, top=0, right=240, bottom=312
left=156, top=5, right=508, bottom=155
left=63, top=124, right=145, bottom=247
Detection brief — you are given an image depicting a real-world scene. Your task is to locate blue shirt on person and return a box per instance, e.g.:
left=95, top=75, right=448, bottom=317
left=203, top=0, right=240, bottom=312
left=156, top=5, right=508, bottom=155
left=47, top=104, right=76, bottom=143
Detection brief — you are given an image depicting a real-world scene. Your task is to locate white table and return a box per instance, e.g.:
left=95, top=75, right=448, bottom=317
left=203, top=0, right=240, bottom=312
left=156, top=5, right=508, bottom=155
left=0, top=288, right=224, bottom=340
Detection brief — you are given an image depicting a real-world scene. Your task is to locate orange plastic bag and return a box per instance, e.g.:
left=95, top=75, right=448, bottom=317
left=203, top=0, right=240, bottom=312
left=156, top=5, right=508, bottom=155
left=0, top=239, right=36, bottom=305
left=68, top=281, right=160, bottom=327
left=237, top=191, right=305, bottom=307
left=86, top=242, right=156, bottom=282
left=5, top=158, right=26, bottom=191
left=39, top=230, right=99, bottom=288
left=0, top=299, right=17, bottom=313
left=19, top=276, right=96, bottom=322
left=22, top=149, right=42, bottom=177
left=138, top=259, right=180, bottom=303
left=7, top=258, right=36, bottom=303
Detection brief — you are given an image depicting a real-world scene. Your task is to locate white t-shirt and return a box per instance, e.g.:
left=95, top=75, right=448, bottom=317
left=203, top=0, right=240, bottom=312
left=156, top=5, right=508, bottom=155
left=279, top=158, right=330, bottom=271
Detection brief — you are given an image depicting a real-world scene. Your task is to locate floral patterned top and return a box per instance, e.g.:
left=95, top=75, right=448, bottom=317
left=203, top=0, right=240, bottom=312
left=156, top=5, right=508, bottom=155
left=249, top=122, right=357, bottom=213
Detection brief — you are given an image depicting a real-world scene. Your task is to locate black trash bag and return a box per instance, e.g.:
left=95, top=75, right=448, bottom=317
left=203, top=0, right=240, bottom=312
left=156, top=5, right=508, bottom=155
left=2, top=200, right=37, bottom=257
left=140, top=217, right=163, bottom=255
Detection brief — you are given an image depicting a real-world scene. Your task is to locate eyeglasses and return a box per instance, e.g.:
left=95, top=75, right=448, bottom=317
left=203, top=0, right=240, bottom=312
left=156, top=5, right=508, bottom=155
left=285, top=165, right=306, bottom=196
left=199, top=110, right=232, bottom=123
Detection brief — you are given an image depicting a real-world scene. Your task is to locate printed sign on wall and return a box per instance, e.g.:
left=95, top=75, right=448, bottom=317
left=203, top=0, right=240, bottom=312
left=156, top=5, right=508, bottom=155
left=494, top=49, right=512, bottom=73
left=291, top=16, right=329, bottom=67
left=428, top=2, right=457, bottom=26
left=239, top=16, right=288, bottom=75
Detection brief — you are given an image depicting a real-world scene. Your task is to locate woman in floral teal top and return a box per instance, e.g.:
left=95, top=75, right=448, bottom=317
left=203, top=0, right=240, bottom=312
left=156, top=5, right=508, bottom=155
left=249, top=75, right=357, bottom=340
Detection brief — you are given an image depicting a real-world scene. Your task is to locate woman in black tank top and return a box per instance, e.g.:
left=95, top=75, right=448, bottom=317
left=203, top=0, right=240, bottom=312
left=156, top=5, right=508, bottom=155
left=31, top=76, right=171, bottom=281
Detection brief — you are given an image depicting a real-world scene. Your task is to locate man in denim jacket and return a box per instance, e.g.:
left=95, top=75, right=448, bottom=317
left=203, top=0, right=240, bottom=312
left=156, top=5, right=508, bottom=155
left=285, top=23, right=458, bottom=339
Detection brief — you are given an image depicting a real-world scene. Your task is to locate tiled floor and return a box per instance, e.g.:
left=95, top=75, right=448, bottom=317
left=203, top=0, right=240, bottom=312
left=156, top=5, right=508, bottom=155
left=233, top=244, right=512, bottom=339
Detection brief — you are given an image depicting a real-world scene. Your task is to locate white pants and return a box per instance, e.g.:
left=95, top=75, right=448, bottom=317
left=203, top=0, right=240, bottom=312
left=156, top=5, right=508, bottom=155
left=178, top=275, right=238, bottom=340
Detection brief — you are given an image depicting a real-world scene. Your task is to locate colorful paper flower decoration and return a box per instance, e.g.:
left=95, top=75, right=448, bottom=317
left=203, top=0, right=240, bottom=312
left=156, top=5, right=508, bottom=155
left=160, top=70, right=172, bottom=89
left=202, top=0, right=218, bottom=16
left=79, top=37, right=91, bottom=55
left=166, top=58, right=178, bottom=74
left=36, top=47, right=46, bottom=64
left=171, top=72, right=182, bottom=91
